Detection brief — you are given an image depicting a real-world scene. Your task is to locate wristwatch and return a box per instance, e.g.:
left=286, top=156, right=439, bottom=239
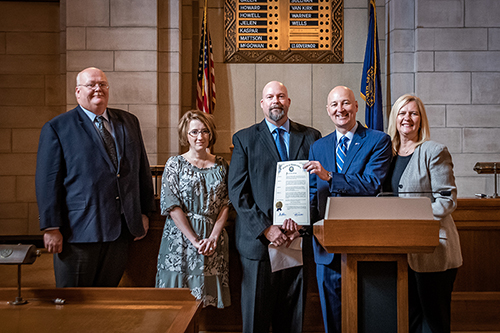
left=327, top=171, right=333, bottom=181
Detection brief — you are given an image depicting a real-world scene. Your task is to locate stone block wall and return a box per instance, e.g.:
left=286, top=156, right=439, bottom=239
left=0, top=2, right=63, bottom=236
left=3, top=0, right=500, bottom=239
left=388, top=0, right=500, bottom=197
left=0, top=0, right=182, bottom=237
left=65, top=0, right=160, bottom=164
left=158, top=0, right=183, bottom=164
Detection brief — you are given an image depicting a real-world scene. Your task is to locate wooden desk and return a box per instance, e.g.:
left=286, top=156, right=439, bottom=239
left=0, top=288, right=201, bottom=333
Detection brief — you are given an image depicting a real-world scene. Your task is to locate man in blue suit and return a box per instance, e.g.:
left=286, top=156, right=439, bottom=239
left=304, top=86, right=392, bottom=332
left=35, top=67, right=155, bottom=287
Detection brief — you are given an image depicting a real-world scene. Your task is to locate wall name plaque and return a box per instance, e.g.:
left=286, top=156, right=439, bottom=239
left=225, top=0, right=343, bottom=63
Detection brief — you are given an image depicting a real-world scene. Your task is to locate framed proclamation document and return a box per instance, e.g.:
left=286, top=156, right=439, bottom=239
left=273, top=160, right=310, bottom=226
left=224, top=0, right=343, bottom=63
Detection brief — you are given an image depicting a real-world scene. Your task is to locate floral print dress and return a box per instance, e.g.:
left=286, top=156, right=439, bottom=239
left=155, top=155, right=231, bottom=308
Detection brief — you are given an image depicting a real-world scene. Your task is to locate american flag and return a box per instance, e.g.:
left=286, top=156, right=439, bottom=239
left=197, top=0, right=216, bottom=114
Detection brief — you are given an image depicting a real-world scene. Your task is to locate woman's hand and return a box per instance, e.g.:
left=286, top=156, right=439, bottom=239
left=197, top=237, right=217, bottom=256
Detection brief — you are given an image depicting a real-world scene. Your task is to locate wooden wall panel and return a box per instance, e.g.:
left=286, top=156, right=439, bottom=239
left=452, top=198, right=500, bottom=292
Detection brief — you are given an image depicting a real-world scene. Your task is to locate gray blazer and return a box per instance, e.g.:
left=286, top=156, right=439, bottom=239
left=398, top=141, right=463, bottom=272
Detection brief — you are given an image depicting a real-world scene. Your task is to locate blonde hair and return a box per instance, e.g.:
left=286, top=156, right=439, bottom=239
left=387, top=94, right=430, bottom=156
left=178, top=110, right=217, bottom=148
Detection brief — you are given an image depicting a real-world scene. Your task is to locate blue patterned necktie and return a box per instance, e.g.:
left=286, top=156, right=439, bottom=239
left=95, top=115, right=118, bottom=168
left=274, top=128, right=288, bottom=161
left=336, top=136, right=349, bottom=173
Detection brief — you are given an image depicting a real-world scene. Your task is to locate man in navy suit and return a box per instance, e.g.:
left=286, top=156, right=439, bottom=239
left=229, top=81, right=321, bottom=333
left=304, top=86, right=392, bottom=332
left=35, top=67, right=155, bottom=287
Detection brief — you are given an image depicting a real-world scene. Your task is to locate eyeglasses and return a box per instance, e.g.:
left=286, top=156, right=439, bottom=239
left=78, top=82, right=109, bottom=90
left=188, top=129, right=211, bottom=137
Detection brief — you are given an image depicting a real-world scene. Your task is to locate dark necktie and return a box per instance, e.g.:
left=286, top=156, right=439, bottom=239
left=274, top=128, right=288, bottom=161
left=95, top=115, right=118, bottom=168
left=336, top=136, right=349, bottom=173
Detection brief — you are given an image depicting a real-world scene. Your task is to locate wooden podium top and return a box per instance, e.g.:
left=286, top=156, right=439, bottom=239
left=314, top=218, right=439, bottom=253
left=314, top=197, right=439, bottom=254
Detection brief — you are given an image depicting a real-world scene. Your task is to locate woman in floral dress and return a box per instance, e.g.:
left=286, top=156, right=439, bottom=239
left=156, top=110, right=230, bottom=308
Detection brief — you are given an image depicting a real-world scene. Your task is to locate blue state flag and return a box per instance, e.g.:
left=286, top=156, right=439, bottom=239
left=361, top=0, right=383, bottom=131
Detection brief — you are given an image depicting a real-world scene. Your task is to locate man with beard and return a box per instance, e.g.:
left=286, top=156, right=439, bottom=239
left=36, top=67, right=155, bottom=287
left=229, top=81, right=321, bottom=332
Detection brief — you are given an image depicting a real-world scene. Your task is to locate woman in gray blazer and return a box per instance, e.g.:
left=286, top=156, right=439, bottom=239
left=384, top=94, right=463, bottom=333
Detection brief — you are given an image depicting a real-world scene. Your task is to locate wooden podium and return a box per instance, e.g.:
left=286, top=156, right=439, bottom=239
left=313, top=197, right=438, bottom=333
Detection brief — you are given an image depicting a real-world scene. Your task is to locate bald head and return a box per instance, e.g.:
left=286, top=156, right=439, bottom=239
left=327, top=86, right=355, bottom=104
left=262, top=81, right=287, bottom=99
left=261, top=81, right=291, bottom=127
left=76, top=67, right=108, bottom=86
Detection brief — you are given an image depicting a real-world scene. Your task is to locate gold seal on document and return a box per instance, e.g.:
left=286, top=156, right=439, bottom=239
left=276, top=201, right=283, bottom=210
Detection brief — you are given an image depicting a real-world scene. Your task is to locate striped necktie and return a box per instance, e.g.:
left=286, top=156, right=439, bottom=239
left=336, top=136, right=349, bottom=173
left=95, top=115, right=118, bottom=168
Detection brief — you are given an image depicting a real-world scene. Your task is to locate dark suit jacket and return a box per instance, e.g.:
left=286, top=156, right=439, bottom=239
left=36, top=106, right=155, bottom=243
left=228, top=119, right=321, bottom=260
left=309, top=122, right=392, bottom=264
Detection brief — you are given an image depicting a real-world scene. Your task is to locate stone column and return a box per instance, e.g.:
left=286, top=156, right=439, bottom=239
left=158, top=0, right=182, bottom=164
